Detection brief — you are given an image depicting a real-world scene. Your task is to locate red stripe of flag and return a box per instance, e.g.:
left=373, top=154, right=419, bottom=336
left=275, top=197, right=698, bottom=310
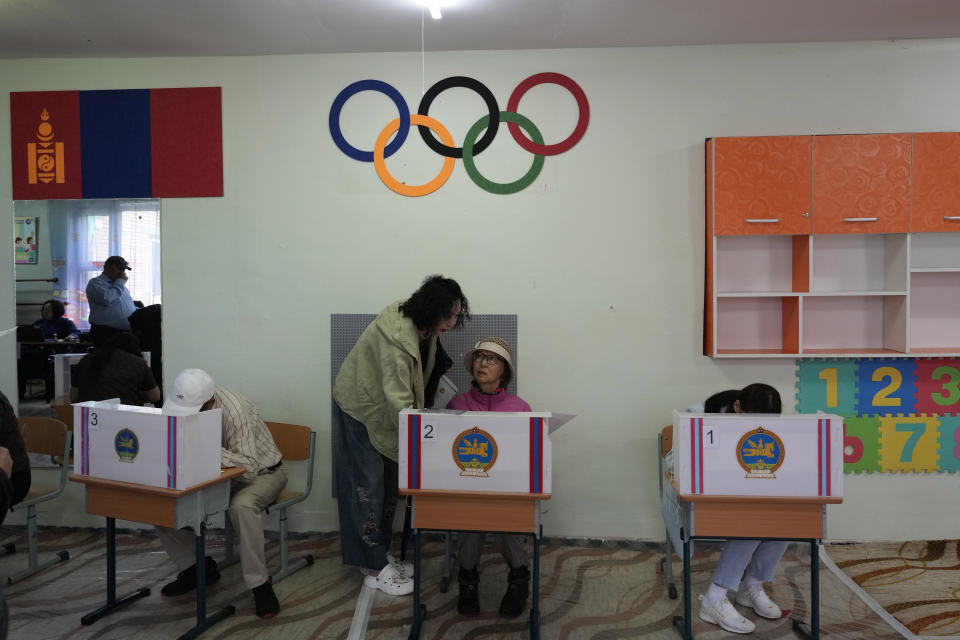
left=530, top=418, right=536, bottom=493
left=825, top=419, right=831, bottom=496
left=697, top=418, right=703, bottom=493
left=818, top=421, right=823, bottom=496
left=150, top=87, right=223, bottom=197
left=11, top=91, right=83, bottom=199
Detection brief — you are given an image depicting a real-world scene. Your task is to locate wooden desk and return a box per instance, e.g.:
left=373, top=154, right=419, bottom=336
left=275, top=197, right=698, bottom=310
left=70, top=467, right=244, bottom=640
left=660, top=441, right=841, bottom=640
left=400, top=488, right=551, bottom=640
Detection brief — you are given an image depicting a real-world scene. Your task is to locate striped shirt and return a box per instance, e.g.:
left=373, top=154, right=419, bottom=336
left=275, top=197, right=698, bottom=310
left=211, top=387, right=282, bottom=482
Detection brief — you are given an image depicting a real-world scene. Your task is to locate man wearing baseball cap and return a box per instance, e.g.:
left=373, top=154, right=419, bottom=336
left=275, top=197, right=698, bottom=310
left=85, top=255, right=136, bottom=346
left=156, top=368, right=287, bottom=619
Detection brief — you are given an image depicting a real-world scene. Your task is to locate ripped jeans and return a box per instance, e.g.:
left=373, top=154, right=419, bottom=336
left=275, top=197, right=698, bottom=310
left=332, top=400, right=398, bottom=572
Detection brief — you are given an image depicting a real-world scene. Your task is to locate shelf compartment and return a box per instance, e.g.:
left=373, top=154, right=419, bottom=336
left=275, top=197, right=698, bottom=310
left=802, top=295, right=907, bottom=352
left=910, top=271, right=960, bottom=350
left=716, top=296, right=799, bottom=354
left=810, top=234, right=907, bottom=292
left=716, top=235, right=808, bottom=294
left=911, top=232, right=960, bottom=270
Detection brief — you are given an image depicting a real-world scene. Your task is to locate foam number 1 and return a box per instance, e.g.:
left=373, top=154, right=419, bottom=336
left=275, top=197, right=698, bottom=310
left=819, top=367, right=838, bottom=408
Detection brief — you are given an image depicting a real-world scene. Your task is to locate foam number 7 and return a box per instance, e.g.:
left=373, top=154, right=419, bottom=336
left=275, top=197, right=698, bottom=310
left=895, top=423, right=924, bottom=462
left=872, top=367, right=902, bottom=407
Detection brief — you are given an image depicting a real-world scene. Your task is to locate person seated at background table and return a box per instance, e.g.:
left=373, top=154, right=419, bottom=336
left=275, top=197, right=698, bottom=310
left=85, top=255, right=136, bottom=346
left=70, top=333, right=160, bottom=406
left=332, top=275, right=469, bottom=596
left=34, top=299, right=78, bottom=341
left=697, top=382, right=785, bottom=635
left=157, top=368, right=286, bottom=619
left=0, top=389, right=32, bottom=505
left=446, top=337, right=532, bottom=618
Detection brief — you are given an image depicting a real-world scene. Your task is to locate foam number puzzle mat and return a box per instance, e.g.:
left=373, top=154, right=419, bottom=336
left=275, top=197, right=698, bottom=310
left=796, top=358, right=960, bottom=473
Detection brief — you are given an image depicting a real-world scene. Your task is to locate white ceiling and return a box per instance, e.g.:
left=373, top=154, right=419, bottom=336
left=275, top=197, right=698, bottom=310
left=3, top=0, right=960, bottom=59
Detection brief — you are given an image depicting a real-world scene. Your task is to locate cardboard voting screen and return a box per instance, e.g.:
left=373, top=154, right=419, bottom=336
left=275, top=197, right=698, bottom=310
left=73, top=400, right=221, bottom=490
left=399, top=409, right=553, bottom=494
left=674, top=411, right=843, bottom=498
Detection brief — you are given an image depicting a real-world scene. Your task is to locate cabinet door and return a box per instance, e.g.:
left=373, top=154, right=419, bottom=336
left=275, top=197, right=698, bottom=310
left=913, top=132, right=960, bottom=232
left=812, top=134, right=910, bottom=234
left=713, top=136, right=811, bottom=236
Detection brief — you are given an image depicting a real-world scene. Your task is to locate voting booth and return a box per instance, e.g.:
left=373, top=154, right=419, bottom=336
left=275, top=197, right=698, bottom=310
left=73, top=400, right=221, bottom=490
left=399, top=408, right=552, bottom=495
left=52, top=352, right=151, bottom=405
left=661, top=412, right=844, bottom=640
left=399, top=408, right=557, bottom=640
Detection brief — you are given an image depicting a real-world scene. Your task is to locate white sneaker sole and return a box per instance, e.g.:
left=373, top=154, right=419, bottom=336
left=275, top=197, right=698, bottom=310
left=698, top=608, right=755, bottom=634
left=735, top=595, right=781, bottom=619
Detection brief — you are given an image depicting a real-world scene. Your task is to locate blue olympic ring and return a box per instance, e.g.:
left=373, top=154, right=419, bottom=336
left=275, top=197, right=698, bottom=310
left=328, top=79, right=410, bottom=162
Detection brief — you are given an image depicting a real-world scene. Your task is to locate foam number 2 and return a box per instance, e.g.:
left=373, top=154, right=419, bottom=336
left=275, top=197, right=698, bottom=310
left=857, top=359, right=917, bottom=416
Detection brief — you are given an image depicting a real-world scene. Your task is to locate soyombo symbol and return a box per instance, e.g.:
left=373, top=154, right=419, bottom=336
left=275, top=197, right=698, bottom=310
left=329, top=73, right=589, bottom=196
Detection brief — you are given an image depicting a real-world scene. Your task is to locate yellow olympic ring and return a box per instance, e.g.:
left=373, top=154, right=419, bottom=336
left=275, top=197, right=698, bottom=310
left=373, top=114, right=456, bottom=197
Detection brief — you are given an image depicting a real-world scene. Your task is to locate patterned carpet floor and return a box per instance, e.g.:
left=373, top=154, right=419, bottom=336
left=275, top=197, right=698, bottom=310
left=827, top=540, right=960, bottom=638
left=0, top=526, right=903, bottom=639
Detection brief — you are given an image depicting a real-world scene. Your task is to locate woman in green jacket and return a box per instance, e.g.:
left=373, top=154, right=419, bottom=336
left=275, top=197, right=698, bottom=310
left=333, top=275, right=469, bottom=596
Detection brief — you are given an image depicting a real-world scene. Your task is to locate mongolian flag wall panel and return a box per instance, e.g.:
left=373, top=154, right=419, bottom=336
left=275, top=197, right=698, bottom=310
left=10, top=87, right=223, bottom=200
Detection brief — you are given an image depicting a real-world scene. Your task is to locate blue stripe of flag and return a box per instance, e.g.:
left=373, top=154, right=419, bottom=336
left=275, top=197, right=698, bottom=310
left=79, top=89, right=152, bottom=198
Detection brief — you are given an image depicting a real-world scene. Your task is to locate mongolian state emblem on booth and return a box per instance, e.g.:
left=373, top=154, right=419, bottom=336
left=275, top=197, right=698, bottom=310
left=114, top=428, right=140, bottom=463
left=453, top=427, right=498, bottom=478
left=736, top=427, right=785, bottom=479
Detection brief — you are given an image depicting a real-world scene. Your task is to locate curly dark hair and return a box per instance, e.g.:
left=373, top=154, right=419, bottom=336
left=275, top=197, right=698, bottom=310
left=399, top=275, right=470, bottom=332
left=41, top=298, right=66, bottom=319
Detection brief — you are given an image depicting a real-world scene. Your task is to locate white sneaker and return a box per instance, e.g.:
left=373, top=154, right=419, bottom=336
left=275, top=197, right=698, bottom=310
left=735, top=582, right=782, bottom=619
left=386, top=552, right=415, bottom=578
left=363, top=563, right=414, bottom=596
left=699, top=594, right=756, bottom=634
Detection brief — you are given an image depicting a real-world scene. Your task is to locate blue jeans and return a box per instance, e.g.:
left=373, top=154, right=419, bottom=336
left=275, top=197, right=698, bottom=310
left=332, top=401, right=398, bottom=572
left=712, top=540, right=788, bottom=591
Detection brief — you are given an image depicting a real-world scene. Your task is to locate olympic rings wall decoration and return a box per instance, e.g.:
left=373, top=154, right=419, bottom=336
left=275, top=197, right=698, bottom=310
left=328, top=72, right=589, bottom=196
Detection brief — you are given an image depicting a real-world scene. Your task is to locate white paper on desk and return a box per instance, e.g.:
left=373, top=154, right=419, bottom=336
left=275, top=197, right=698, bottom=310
left=547, top=413, right=575, bottom=433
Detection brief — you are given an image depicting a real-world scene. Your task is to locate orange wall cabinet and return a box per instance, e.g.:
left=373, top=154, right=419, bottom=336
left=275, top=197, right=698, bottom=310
left=812, top=134, right=911, bottom=235
left=712, top=136, right=811, bottom=236
left=705, top=133, right=960, bottom=358
left=913, top=132, right=960, bottom=232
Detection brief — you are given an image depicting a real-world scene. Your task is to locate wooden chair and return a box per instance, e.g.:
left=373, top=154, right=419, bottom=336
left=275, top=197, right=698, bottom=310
left=223, top=422, right=316, bottom=583
left=8, top=417, right=72, bottom=584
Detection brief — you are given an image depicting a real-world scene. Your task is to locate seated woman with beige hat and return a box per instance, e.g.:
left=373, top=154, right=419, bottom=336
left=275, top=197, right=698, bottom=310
left=445, top=336, right=532, bottom=618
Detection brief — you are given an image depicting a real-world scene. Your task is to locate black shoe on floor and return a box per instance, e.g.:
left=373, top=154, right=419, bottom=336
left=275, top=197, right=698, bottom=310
left=457, top=567, right=480, bottom=617
left=161, top=555, right=220, bottom=597
left=499, top=565, right=530, bottom=618
left=253, top=579, right=280, bottom=618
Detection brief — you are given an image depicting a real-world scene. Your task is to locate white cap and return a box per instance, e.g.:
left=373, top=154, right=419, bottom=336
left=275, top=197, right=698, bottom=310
left=165, top=368, right=215, bottom=413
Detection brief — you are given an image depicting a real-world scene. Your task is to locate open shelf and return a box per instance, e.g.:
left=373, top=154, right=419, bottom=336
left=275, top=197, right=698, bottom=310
left=910, top=271, right=960, bottom=350
left=716, top=235, right=808, bottom=294
left=911, top=232, right=960, bottom=270
left=802, top=295, right=907, bottom=353
left=810, top=233, right=907, bottom=293
left=716, top=296, right=799, bottom=354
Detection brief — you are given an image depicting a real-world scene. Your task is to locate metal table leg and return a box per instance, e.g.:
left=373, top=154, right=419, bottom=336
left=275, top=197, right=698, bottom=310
left=408, top=528, right=424, bottom=639
left=81, top=517, right=150, bottom=626
left=672, top=537, right=693, bottom=640
left=178, top=525, right=235, bottom=640
left=530, top=526, right=541, bottom=640
left=792, top=539, right=820, bottom=640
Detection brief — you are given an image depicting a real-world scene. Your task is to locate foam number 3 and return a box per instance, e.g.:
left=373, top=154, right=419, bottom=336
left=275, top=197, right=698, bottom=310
left=872, top=367, right=902, bottom=407
left=932, top=366, right=960, bottom=406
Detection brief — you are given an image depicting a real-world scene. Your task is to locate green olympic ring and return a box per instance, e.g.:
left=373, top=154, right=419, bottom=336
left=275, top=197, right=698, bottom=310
left=462, top=111, right=544, bottom=195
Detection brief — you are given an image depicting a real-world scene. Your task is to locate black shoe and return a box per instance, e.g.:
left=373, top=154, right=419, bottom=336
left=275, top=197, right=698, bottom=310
left=253, top=579, right=280, bottom=618
left=457, top=567, right=480, bottom=617
left=499, top=565, right=530, bottom=618
left=161, top=556, right=220, bottom=596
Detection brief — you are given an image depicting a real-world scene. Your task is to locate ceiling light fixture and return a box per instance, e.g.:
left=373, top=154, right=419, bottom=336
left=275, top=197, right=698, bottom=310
left=419, top=1, right=442, bottom=19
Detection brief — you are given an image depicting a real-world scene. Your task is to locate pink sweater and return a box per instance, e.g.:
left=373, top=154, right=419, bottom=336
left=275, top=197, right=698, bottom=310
left=446, top=385, right=531, bottom=412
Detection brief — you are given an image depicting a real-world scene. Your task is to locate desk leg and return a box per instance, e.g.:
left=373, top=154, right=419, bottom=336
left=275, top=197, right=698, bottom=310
left=178, top=526, right=235, bottom=640
left=408, top=528, right=424, bottom=639
left=80, top=517, right=150, bottom=626
left=792, top=539, right=819, bottom=640
left=529, top=526, right=541, bottom=640
left=672, top=538, right=693, bottom=640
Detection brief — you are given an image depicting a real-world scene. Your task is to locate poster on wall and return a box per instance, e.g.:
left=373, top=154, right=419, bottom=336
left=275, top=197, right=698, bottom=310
left=14, top=216, right=38, bottom=265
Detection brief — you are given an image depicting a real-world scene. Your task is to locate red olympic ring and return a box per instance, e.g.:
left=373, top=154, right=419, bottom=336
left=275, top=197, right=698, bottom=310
left=506, top=72, right=589, bottom=156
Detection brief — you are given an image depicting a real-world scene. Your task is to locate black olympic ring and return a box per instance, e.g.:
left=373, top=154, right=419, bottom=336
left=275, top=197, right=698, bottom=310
left=416, top=76, right=500, bottom=159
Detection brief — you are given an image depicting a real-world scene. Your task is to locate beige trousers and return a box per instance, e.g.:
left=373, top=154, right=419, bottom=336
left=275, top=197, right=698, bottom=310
left=157, top=468, right=287, bottom=589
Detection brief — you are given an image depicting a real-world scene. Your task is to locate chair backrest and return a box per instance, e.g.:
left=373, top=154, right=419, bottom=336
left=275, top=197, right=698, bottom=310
left=661, top=424, right=673, bottom=458
left=19, top=417, right=68, bottom=458
left=265, top=421, right=312, bottom=461
left=51, top=404, right=74, bottom=430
